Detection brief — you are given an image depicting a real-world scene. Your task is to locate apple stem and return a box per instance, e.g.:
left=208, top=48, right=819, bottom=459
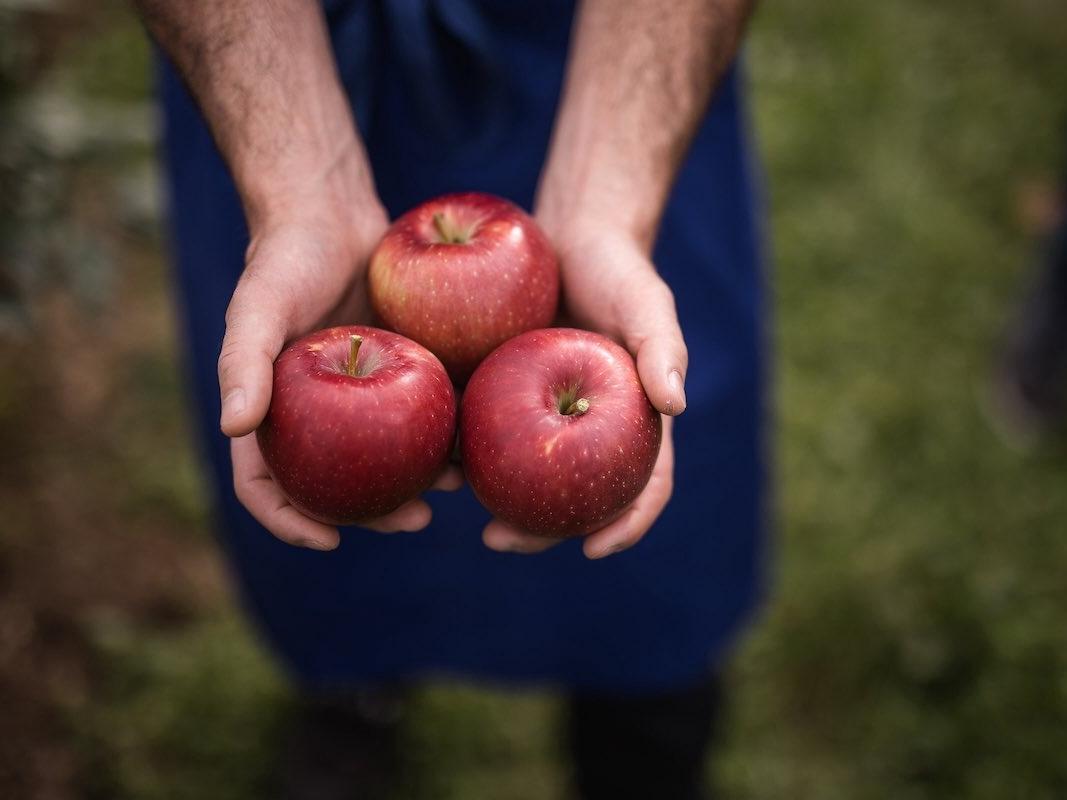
left=564, top=398, right=590, bottom=416
left=346, top=334, right=362, bottom=377
left=432, top=212, right=463, bottom=244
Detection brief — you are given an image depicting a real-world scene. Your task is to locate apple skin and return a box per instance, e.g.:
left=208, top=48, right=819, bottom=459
left=460, top=328, right=662, bottom=538
left=368, top=192, right=559, bottom=384
left=256, top=325, right=457, bottom=526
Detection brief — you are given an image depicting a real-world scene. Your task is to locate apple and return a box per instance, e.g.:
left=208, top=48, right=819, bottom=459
left=460, top=328, right=662, bottom=537
left=368, top=191, right=559, bottom=383
left=256, top=325, right=457, bottom=526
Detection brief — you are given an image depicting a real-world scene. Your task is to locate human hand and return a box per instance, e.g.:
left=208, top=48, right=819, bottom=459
left=481, top=225, right=687, bottom=559
left=220, top=180, right=462, bottom=551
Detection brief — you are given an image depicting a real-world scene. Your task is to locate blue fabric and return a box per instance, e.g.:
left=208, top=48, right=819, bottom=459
left=160, top=0, right=768, bottom=693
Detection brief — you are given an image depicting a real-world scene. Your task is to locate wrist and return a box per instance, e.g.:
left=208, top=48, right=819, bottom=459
left=242, top=136, right=384, bottom=229
left=535, top=171, right=664, bottom=256
left=535, top=197, right=656, bottom=264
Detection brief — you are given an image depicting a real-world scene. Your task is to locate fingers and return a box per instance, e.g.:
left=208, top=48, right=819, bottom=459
left=219, top=272, right=290, bottom=437
left=354, top=463, right=464, bottom=531
left=361, top=499, right=433, bottom=532
left=483, top=520, right=564, bottom=554
left=338, top=466, right=462, bottom=532
left=481, top=419, right=675, bottom=559
left=619, top=275, right=688, bottom=416
left=231, top=435, right=340, bottom=551
left=430, top=464, right=465, bottom=492
left=582, top=417, right=675, bottom=559
left=233, top=435, right=441, bottom=546
left=358, top=467, right=462, bottom=534
left=636, top=335, right=688, bottom=417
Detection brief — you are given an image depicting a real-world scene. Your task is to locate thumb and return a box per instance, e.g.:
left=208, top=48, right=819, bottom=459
left=621, top=276, right=688, bottom=416
left=218, top=273, right=289, bottom=437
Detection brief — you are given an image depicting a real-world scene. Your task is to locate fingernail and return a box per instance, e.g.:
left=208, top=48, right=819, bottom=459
left=222, top=388, right=246, bottom=425
left=303, top=539, right=334, bottom=551
left=668, top=370, right=687, bottom=414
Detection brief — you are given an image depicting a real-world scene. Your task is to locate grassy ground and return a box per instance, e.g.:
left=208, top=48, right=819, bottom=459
left=2, top=0, right=1066, bottom=798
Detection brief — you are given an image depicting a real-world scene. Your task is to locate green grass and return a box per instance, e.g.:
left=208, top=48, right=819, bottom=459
left=74, top=615, right=291, bottom=800
left=21, top=0, right=1067, bottom=797
left=720, top=0, right=1067, bottom=797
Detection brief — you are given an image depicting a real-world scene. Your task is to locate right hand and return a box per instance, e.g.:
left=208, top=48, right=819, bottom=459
left=220, top=184, right=462, bottom=552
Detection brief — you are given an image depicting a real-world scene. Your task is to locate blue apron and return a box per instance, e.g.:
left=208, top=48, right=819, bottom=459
left=160, top=0, right=768, bottom=693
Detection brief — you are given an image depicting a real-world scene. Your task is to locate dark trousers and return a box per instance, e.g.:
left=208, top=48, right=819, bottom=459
left=568, top=672, right=722, bottom=800
left=283, top=672, right=723, bottom=800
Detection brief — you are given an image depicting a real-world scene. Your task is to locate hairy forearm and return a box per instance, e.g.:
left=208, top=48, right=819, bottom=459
left=538, top=0, right=754, bottom=249
left=136, top=0, right=378, bottom=228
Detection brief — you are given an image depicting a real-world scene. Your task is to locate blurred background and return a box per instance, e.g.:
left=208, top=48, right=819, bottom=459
left=2, top=0, right=1066, bottom=798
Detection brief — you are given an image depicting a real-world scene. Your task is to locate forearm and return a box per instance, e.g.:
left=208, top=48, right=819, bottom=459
left=136, top=0, right=380, bottom=229
left=537, top=0, right=754, bottom=250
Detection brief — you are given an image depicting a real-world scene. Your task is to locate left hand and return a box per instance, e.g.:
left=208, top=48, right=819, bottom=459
left=482, top=225, right=688, bottom=559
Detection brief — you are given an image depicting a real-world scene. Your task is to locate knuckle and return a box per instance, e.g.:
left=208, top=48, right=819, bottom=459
left=676, top=340, right=689, bottom=368
left=655, top=278, right=675, bottom=302
left=217, top=339, right=243, bottom=382
left=223, top=274, right=258, bottom=327
left=643, top=273, right=674, bottom=307
left=226, top=268, right=289, bottom=328
left=223, top=297, right=240, bottom=329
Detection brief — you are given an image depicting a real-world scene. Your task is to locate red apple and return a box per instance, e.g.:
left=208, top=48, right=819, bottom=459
left=460, top=328, right=662, bottom=537
left=256, top=325, right=457, bottom=526
left=368, top=192, right=559, bottom=383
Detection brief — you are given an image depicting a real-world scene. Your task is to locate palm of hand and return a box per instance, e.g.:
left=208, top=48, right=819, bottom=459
left=481, top=228, right=687, bottom=559
left=225, top=216, right=684, bottom=558
left=223, top=212, right=462, bottom=551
